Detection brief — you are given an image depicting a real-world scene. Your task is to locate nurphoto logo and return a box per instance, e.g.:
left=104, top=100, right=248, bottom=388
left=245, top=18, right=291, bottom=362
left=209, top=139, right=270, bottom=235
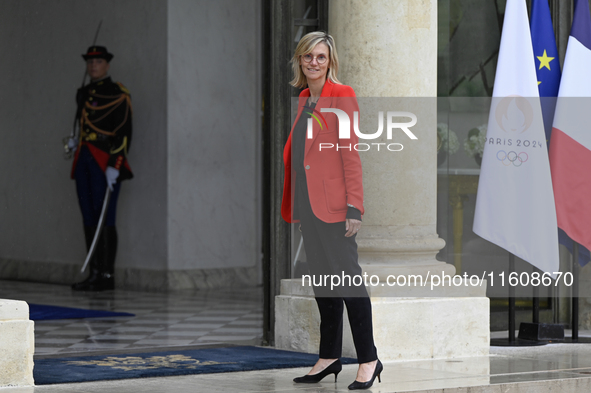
left=307, top=108, right=419, bottom=152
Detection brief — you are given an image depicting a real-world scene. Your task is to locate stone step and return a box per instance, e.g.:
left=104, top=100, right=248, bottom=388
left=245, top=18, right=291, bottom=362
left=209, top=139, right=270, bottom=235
left=392, top=376, right=591, bottom=393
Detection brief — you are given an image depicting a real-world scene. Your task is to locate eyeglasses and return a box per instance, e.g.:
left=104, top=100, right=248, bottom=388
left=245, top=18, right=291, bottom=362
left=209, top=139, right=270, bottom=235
left=302, top=54, right=328, bottom=64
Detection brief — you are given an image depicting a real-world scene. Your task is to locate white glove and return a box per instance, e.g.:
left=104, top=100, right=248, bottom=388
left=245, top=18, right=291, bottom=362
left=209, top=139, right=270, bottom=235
left=105, top=167, right=120, bottom=191
left=66, top=137, right=78, bottom=153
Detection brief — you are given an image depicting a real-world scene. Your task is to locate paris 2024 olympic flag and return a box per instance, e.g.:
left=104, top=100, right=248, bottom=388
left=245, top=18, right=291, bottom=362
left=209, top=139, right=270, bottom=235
left=473, top=0, right=559, bottom=275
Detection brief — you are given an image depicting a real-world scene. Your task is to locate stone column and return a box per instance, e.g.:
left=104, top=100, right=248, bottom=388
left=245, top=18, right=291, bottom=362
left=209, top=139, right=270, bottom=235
left=329, top=0, right=453, bottom=280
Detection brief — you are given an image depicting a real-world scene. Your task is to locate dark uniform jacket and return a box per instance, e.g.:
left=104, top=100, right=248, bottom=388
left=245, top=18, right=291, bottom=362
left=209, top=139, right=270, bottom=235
left=71, top=76, right=133, bottom=180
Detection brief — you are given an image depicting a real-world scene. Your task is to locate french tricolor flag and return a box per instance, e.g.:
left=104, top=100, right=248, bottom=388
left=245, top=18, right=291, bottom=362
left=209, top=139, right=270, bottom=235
left=549, top=0, right=591, bottom=252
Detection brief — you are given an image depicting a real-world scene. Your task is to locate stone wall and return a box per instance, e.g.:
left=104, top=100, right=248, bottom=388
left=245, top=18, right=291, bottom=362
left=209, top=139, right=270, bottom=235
left=0, top=0, right=262, bottom=290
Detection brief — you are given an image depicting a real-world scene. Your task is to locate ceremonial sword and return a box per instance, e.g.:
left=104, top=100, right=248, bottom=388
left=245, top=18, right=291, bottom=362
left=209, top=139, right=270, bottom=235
left=63, top=20, right=103, bottom=159
left=81, top=187, right=111, bottom=273
left=61, top=20, right=111, bottom=274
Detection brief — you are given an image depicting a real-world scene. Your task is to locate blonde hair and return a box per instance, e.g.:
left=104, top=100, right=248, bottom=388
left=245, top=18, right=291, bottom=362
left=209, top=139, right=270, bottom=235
left=290, top=31, right=341, bottom=89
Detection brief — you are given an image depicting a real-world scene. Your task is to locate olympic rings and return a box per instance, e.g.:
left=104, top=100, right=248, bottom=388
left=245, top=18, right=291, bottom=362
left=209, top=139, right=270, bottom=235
left=496, top=150, right=528, bottom=167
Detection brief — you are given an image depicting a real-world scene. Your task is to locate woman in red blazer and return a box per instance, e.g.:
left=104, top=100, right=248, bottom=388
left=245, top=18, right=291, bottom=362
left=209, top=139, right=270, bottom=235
left=283, top=32, right=382, bottom=390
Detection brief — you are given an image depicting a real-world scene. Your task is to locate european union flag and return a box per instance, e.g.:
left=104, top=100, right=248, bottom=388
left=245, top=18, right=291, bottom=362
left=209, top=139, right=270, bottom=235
left=531, top=0, right=561, bottom=142
left=533, top=0, right=590, bottom=267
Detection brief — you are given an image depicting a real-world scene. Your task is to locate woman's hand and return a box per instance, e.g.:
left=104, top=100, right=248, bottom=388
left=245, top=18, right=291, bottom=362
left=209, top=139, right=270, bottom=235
left=345, top=218, right=361, bottom=237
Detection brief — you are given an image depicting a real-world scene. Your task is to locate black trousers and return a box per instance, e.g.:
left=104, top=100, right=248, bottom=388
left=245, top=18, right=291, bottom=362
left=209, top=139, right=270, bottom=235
left=74, top=146, right=121, bottom=227
left=296, top=176, right=378, bottom=363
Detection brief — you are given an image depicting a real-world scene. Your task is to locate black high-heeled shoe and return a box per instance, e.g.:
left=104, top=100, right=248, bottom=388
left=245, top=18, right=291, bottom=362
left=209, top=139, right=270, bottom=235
left=293, top=359, right=342, bottom=383
left=348, top=359, right=383, bottom=390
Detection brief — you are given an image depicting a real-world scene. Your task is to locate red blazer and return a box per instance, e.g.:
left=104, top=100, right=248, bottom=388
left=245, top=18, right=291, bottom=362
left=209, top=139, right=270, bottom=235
left=281, top=80, right=364, bottom=223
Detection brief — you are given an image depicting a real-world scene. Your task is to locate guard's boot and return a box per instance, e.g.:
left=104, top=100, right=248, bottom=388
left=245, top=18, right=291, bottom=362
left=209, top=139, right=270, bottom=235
left=71, top=226, right=102, bottom=291
left=96, top=226, right=117, bottom=291
left=72, top=228, right=116, bottom=291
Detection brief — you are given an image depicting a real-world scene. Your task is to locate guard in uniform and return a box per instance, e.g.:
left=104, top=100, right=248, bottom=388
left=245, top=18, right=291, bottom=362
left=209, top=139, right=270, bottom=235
left=70, top=46, right=133, bottom=291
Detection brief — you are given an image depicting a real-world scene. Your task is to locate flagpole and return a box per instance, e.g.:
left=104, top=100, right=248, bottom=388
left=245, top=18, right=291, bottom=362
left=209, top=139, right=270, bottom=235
left=490, top=253, right=546, bottom=347
left=509, top=253, right=516, bottom=343
left=517, top=266, right=564, bottom=343
left=533, top=273, right=540, bottom=324
left=573, top=242, right=579, bottom=341
left=563, top=242, right=591, bottom=343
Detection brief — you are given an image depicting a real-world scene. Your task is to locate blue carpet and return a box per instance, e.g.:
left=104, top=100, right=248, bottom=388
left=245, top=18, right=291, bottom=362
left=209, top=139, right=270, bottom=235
left=29, top=304, right=134, bottom=321
left=34, top=346, right=358, bottom=385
